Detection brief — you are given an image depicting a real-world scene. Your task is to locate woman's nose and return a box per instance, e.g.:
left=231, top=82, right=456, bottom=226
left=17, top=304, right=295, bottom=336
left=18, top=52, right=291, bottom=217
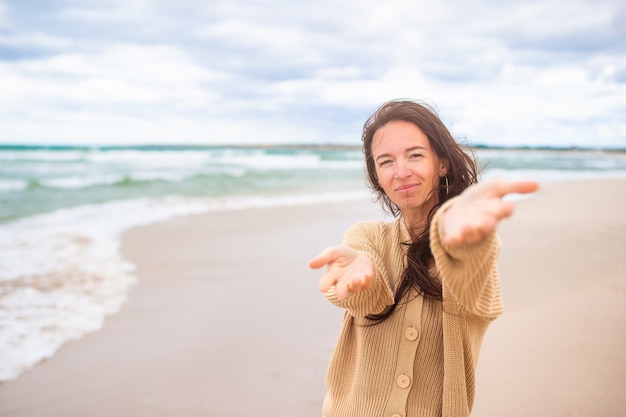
left=394, top=162, right=411, bottom=179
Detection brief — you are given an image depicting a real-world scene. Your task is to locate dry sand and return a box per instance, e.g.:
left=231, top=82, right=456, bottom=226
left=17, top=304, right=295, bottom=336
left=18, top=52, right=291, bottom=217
left=0, top=179, right=624, bottom=417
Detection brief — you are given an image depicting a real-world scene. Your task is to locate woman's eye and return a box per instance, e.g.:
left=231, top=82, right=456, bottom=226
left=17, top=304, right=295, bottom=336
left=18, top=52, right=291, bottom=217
left=378, top=160, right=392, bottom=167
left=410, top=153, right=424, bottom=159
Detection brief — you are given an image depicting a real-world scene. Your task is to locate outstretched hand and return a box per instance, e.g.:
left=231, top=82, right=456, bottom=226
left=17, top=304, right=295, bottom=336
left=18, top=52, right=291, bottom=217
left=443, top=179, right=539, bottom=246
left=309, top=244, right=374, bottom=300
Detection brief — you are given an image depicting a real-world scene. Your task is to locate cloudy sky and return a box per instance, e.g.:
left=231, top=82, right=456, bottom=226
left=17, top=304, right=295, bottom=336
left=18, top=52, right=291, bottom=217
left=0, top=0, right=624, bottom=148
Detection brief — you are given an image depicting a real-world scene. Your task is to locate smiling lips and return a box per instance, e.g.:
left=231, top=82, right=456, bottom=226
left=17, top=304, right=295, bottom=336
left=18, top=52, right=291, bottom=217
left=395, top=183, right=420, bottom=193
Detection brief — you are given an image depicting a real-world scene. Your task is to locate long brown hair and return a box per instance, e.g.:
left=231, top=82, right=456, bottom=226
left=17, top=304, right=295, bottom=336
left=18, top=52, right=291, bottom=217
left=362, top=99, right=478, bottom=323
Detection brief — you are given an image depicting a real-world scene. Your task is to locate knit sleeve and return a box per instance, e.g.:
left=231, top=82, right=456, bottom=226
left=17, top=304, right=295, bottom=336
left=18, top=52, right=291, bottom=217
left=324, top=222, right=395, bottom=318
left=430, top=198, right=503, bottom=319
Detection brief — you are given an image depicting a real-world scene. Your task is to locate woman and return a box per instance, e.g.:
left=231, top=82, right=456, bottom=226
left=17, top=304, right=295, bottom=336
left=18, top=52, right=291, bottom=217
left=309, top=99, right=538, bottom=417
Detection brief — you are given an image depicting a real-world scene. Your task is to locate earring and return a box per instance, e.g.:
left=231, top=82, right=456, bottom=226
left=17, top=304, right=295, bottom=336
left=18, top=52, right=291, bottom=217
left=444, top=176, right=449, bottom=196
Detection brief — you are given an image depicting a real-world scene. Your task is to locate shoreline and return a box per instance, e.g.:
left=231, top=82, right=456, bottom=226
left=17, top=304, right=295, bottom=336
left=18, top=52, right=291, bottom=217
left=0, top=178, right=624, bottom=416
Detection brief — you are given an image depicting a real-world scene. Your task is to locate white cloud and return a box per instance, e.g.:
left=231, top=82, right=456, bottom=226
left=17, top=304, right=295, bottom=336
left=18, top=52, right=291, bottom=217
left=0, top=0, right=624, bottom=148
left=58, top=0, right=155, bottom=23
left=0, top=32, right=73, bottom=50
left=0, top=2, right=7, bottom=28
left=0, top=44, right=229, bottom=111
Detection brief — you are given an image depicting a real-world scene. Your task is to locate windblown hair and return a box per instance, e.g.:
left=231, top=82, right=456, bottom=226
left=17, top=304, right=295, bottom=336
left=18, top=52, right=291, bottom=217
left=362, top=99, right=479, bottom=323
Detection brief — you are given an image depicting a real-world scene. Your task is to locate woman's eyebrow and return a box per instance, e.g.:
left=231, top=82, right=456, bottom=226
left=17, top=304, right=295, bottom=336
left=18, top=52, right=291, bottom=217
left=374, top=146, right=427, bottom=162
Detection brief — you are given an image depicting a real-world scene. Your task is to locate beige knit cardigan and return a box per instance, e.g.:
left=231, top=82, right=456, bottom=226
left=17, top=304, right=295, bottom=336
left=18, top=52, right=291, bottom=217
left=323, top=200, right=503, bottom=417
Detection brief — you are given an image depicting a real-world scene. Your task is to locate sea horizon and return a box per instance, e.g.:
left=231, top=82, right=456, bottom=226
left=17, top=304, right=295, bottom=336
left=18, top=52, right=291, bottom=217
left=1, top=143, right=625, bottom=152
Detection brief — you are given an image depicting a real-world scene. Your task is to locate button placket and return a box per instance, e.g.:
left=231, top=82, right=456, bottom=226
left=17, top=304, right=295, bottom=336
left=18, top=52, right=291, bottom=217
left=382, top=288, right=424, bottom=417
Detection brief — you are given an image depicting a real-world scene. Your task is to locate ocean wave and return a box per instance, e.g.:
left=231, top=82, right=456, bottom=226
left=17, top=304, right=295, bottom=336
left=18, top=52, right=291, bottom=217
left=0, top=150, right=87, bottom=162
left=78, top=148, right=358, bottom=172
left=0, top=275, right=130, bottom=382
left=0, top=179, right=28, bottom=193
left=84, top=149, right=213, bottom=166
left=23, top=169, right=255, bottom=191
left=39, top=174, right=124, bottom=190
left=36, top=172, right=197, bottom=190
left=211, top=152, right=320, bottom=169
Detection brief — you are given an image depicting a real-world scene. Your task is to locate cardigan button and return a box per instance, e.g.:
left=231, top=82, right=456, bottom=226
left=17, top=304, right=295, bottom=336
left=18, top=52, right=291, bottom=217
left=396, top=374, right=411, bottom=388
left=391, top=414, right=403, bottom=417
left=405, top=326, right=418, bottom=341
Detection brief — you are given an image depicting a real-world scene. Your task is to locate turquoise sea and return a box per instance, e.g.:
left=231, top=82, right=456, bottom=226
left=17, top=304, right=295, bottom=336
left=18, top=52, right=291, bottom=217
left=1, top=144, right=625, bottom=382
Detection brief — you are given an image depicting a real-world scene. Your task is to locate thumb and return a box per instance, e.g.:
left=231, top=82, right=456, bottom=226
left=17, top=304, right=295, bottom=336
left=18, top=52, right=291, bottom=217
left=308, top=246, right=339, bottom=269
left=308, top=255, right=327, bottom=270
left=495, top=180, right=540, bottom=198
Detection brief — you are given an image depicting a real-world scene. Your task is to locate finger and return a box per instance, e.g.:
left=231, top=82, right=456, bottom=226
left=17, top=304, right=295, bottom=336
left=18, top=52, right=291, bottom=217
left=308, top=256, right=327, bottom=270
left=352, top=275, right=371, bottom=293
left=329, top=275, right=359, bottom=298
left=360, top=274, right=373, bottom=291
left=308, top=246, right=340, bottom=269
left=495, top=180, right=540, bottom=198
left=347, top=277, right=362, bottom=293
left=319, top=272, right=338, bottom=293
left=335, top=281, right=349, bottom=300
left=497, top=200, right=516, bottom=219
left=445, top=223, right=485, bottom=246
left=462, top=226, right=481, bottom=246
left=443, top=230, right=463, bottom=246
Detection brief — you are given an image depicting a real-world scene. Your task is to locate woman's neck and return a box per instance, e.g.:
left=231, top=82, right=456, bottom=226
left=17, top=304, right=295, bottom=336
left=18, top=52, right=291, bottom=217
left=402, top=213, right=428, bottom=240
left=400, top=197, right=439, bottom=239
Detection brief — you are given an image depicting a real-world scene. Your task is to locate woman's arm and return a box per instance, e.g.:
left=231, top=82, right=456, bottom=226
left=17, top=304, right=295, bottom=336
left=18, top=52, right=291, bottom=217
left=432, top=180, right=539, bottom=317
left=309, top=222, right=395, bottom=317
left=441, top=180, right=539, bottom=247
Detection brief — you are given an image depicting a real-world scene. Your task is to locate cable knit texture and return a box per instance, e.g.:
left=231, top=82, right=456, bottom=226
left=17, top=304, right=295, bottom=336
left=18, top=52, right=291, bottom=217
left=323, top=198, right=502, bottom=417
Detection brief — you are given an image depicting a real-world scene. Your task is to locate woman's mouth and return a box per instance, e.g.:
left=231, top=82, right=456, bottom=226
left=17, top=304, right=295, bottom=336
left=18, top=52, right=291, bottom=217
left=395, top=183, right=419, bottom=193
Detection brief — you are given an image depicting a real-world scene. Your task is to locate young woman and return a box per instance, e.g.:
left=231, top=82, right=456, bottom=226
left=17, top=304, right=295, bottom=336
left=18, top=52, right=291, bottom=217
left=309, top=99, right=538, bottom=417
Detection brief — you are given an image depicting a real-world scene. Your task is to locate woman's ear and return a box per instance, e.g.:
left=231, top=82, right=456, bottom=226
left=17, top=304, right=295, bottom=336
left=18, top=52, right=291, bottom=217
left=439, top=160, right=449, bottom=177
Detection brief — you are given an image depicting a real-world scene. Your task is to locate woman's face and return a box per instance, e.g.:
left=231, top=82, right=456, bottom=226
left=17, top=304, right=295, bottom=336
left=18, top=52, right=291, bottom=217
left=371, top=120, right=447, bottom=222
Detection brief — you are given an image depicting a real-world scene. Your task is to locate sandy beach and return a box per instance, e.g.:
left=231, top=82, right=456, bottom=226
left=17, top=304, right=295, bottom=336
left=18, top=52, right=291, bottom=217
left=1, top=179, right=625, bottom=417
